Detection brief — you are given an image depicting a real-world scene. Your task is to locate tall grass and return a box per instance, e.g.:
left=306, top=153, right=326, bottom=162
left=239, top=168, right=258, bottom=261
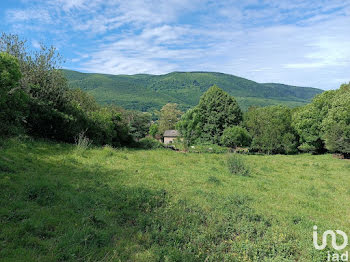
left=227, top=153, right=250, bottom=176
left=74, top=131, right=92, bottom=151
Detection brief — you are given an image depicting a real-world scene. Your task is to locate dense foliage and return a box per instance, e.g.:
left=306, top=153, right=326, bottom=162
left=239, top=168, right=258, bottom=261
left=176, top=82, right=349, bottom=156
left=244, top=106, right=298, bottom=154
left=177, top=85, right=243, bottom=146
left=197, top=85, right=242, bottom=144
left=138, top=137, right=164, bottom=149
left=322, top=84, right=350, bottom=157
left=118, top=108, right=152, bottom=141
left=0, top=34, right=135, bottom=146
left=0, top=52, right=28, bottom=137
left=292, top=91, right=336, bottom=153
left=292, top=83, right=350, bottom=157
left=176, top=108, right=202, bottom=147
left=63, top=69, right=323, bottom=112
left=149, top=123, right=159, bottom=138
left=157, top=103, right=182, bottom=135
left=221, top=126, right=252, bottom=148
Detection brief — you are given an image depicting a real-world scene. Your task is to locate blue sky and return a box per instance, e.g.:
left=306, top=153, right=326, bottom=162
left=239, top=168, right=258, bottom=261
left=1, top=0, right=350, bottom=90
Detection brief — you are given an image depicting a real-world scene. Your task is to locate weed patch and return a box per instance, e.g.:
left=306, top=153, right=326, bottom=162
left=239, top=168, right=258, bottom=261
left=227, top=154, right=250, bottom=176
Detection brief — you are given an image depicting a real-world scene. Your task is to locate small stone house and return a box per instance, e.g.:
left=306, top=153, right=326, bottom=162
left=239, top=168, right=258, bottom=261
left=163, top=130, right=180, bottom=144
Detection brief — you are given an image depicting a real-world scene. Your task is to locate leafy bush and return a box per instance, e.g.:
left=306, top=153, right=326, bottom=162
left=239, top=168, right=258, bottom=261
left=221, top=126, right=252, bottom=148
left=149, top=123, right=159, bottom=138
left=176, top=107, right=202, bottom=148
left=0, top=34, right=134, bottom=147
left=138, top=137, right=164, bottom=149
left=0, top=52, right=28, bottom=137
left=227, top=153, right=250, bottom=176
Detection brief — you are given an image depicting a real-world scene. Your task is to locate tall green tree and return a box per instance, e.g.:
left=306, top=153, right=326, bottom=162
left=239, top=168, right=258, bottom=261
left=157, top=103, right=182, bottom=135
left=177, top=85, right=242, bottom=145
left=245, top=105, right=298, bottom=154
left=124, top=110, right=152, bottom=140
left=176, top=107, right=202, bottom=147
left=322, top=83, right=350, bottom=157
left=292, top=90, right=336, bottom=153
left=197, top=85, right=242, bottom=144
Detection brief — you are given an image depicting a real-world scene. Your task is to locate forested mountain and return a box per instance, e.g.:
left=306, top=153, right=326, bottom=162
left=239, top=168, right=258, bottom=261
left=63, top=70, right=323, bottom=111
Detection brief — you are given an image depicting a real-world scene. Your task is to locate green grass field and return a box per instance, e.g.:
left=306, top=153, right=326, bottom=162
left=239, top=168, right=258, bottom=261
left=1, top=138, right=349, bottom=261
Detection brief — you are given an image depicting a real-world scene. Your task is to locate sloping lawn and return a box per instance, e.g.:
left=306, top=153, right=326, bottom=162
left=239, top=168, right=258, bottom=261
left=0, top=138, right=349, bottom=261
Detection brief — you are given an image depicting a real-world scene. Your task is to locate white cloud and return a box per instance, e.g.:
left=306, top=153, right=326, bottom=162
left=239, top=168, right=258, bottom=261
left=6, top=8, right=52, bottom=23
left=3, top=0, right=350, bottom=89
left=31, top=40, right=41, bottom=49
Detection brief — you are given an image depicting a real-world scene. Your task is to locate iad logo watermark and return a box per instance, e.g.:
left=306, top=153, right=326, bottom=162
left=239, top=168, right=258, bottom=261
left=313, top=226, right=348, bottom=261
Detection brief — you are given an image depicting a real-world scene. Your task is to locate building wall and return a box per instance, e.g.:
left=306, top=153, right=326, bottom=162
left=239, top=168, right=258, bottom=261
left=164, top=137, right=176, bottom=144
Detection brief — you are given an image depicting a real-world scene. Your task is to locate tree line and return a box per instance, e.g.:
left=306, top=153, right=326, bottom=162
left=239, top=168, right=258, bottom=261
left=0, top=34, right=152, bottom=147
left=1, top=33, right=349, bottom=157
left=174, top=83, right=349, bottom=157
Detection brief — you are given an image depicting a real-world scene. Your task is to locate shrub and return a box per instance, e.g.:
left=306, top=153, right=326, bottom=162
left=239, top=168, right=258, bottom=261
left=227, top=154, right=250, bottom=176
left=138, top=137, right=164, bottom=149
left=0, top=34, right=134, bottom=148
left=0, top=52, right=28, bottom=137
left=221, top=126, right=251, bottom=148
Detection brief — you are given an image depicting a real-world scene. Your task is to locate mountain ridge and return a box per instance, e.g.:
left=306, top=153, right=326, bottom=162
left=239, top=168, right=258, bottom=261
left=62, top=69, right=323, bottom=112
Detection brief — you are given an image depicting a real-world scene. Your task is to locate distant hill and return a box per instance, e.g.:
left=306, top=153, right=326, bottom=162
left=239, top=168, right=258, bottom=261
left=62, top=70, right=323, bottom=112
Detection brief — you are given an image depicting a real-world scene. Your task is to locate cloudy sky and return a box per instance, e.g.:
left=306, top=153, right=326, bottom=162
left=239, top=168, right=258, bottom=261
left=1, top=0, right=350, bottom=90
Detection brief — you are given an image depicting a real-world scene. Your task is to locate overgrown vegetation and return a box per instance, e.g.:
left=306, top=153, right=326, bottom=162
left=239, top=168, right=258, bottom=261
left=0, top=52, right=28, bottom=136
left=293, top=83, right=350, bottom=157
left=221, top=126, right=252, bottom=148
left=138, top=137, right=164, bottom=149
left=0, top=34, right=139, bottom=147
left=157, top=103, right=183, bottom=135
left=227, top=153, right=250, bottom=176
left=244, top=105, right=298, bottom=154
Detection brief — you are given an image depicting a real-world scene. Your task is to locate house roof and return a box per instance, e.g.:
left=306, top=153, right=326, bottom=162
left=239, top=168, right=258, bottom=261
left=163, top=130, right=180, bottom=137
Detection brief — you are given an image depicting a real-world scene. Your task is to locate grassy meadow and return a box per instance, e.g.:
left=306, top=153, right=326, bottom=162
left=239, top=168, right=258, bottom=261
left=1, top=138, right=350, bottom=261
